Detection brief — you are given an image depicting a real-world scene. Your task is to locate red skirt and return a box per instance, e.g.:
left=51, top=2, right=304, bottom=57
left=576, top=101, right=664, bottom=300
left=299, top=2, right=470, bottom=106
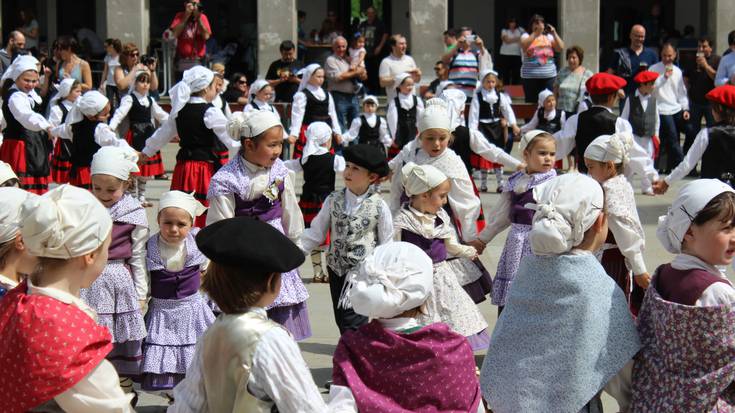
left=50, top=139, right=72, bottom=184
left=471, top=180, right=486, bottom=233
left=213, top=150, right=229, bottom=167
left=292, top=124, right=309, bottom=159
left=298, top=198, right=330, bottom=246
left=171, top=160, right=213, bottom=228
left=470, top=153, right=502, bottom=170
left=126, top=130, right=164, bottom=176
left=69, top=166, right=92, bottom=189
left=387, top=143, right=401, bottom=161
left=554, top=159, right=563, bottom=170
left=0, top=139, right=49, bottom=194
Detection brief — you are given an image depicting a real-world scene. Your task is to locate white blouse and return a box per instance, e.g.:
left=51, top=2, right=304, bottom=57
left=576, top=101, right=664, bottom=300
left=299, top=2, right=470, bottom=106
left=289, top=84, right=342, bottom=136
left=54, top=118, right=132, bottom=151
left=468, top=90, right=517, bottom=129
left=47, top=100, right=74, bottom=130
left=108, top=91, right=169, bottom=131
left=601, top=175, right=647, bottom=276
left=129, top=225, right=149, bottom=300
left=664, top=127, right=710, bottom=185
left=7, top=87, right=50, bottom=132
left=158, top=235, right=208, bottom=272
left=386, top=93, right=425, bottom=141
left=343, top=113, right=391, bottom=146
left=205, top=157, right=304, bottom=243
left=670, top=254, right=735, bottom=306
left=650, top=62, right=689, bottom=115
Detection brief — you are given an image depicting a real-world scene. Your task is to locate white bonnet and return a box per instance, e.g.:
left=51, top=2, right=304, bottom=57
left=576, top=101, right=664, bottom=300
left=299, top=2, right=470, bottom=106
left=519, top=129, right=552, bottom=152
left=0, top=161, right=18, bottom=185
left=583, top=132, right=634, bottom=166
left=401, top=162, right=448, bottom=196
left=227, top=110, right=283, bottom=141
left=418, top=98, right=451, bottom=134
left=0, top=188, right=37, bottom=244
left=90, top=146, right=140, bottom=181
left=159, top=190, right=207, bottom=220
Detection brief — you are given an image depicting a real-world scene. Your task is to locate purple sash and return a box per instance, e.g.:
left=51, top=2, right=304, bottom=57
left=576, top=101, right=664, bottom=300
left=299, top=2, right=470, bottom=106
left=234, top=180, right=285, bottom=222
left=400, top=229, right=448, bottom=264
left=150, top=266, right=202, bottom=299
left=509, top=189, right=535, bottom=225
left=108, top=223, right=134, bottom=260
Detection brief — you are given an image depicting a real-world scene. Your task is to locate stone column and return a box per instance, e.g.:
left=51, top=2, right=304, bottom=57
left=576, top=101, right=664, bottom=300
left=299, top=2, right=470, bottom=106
left=708, top=0, right=735, bottom=53
left=558, top=0, right=600, bottom=72
left=409, top=0, right=448, bottom=85
left=105, top=0, right=150, bottom=50
left=257, top=0, right=297, bottom=77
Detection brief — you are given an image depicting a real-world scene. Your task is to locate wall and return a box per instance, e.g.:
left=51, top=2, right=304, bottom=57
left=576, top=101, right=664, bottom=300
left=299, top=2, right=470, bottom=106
left=258, top=0, right=296, bottom=76
left=297, top=0, right=327, bottom=40
left=451, top=0, right=495, bottom=52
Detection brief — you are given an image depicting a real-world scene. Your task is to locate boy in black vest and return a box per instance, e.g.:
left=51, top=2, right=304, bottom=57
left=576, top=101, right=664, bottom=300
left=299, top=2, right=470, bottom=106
left=343, top=95, right=391, bottom=156
left=621, top=70, right=660, bottom=194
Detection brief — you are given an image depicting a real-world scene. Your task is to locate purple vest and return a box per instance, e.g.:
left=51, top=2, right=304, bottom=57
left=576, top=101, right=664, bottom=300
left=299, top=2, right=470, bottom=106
left=509, top=189, right=535, bottom=225
left=150, top=266, right=201, bottom=299
left=401, top=229, right=448, bottom=264
left=234, top=180, right=285, bottom=222
left=108, top=223, right=134, bottom=260
left=655, top=264, right=728, bottom=306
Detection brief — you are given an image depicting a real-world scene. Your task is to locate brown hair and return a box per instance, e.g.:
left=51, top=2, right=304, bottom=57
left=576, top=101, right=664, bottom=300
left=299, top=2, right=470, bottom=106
left=566, top=45, right=585, bottom=64
left=121, top=43, right=139, bottom=70
left=524, top=132, right=556, bottom=153
left=135, top=71, right=151, bottom=84
left=201, top=261, right=277, bottom=313
left=692, top=191, right=735, bottom=227
left=104, top=38, right=123, bottom=54
left=590, top=92, right=616, bottom=105
left=0, top=240, right=16, bottom=270
left=0, top=178, right=20, bottom=187
left=713, top=103, right=735, bottom=125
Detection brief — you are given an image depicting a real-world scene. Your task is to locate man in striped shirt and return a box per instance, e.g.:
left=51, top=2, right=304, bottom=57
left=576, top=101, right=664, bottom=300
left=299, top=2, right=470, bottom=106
left=443, top=27, right=493, bottom=100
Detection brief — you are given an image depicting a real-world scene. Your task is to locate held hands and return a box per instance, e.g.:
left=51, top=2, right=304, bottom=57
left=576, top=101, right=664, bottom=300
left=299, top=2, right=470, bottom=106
left=634, top=273, right=651, bottom=289
left=511, top=124, right=521, bottom=137
left=515, top=162, right=527, bottom=172
left=652, top=179, right=669, bottom=194
left=288, top=135, right=298, bottom=144
left=467, top=239, right=487, bottom=255
left=682, top=110, right=690, bottom=121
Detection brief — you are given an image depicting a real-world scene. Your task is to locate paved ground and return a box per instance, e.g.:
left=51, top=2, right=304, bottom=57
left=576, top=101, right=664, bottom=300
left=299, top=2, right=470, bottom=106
left=133, top=142, right=733, bottom=411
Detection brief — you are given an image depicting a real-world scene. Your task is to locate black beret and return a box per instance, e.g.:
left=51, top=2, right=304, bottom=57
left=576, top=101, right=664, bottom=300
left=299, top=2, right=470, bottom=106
left=343, top=144, right=389, bottom=177
left=196, top=216, right=305, bottom=272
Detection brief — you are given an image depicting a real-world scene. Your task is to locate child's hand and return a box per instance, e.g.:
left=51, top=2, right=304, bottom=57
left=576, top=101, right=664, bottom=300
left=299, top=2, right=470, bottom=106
left=652, top=180, right=669, bottom=195
left=138, top=299, right=147, bottom=314
left=468, top=239, right=486, bottom=255
left=515, top=162, right=527, bottom=171
left=634, top=273, right=651, bottom=289
left=511, top=124, right=521, bottom=137
left=288, top=135, right=298, bottom=144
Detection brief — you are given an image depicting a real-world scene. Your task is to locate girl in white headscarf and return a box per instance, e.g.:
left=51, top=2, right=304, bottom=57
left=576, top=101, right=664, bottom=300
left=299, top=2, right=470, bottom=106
left=284, top=121, right=345, bottom=283
left=141, top=190, right=214, bottom=393
left=0, top=55, right=53, bottom=194
left=108, top=70, right=169, bottom=206
left=584, top=132, right=651, bottom=315
left=0, top=160, right=19, bottom=187
left=142, top=65, right=241, bottom=227
left=48, top=78, right=82, bottom=184
left=386, top=72, right=424, bottom=158
left=209, top=72, right=234, bottom=168
left=0, top=184, right=134, bottom=412
left=287, top=64, right=342, bottom=158
left=468, top=69, right=521, bottom=192
left=244, top=79, right=277, bottom=114
left=342, top=95, right=392, bottom=155
left=393, top=162, right=489, bottom=350
left=0, top=187, right=38, bottom=298
left=520, top=89, right=566, bottom=170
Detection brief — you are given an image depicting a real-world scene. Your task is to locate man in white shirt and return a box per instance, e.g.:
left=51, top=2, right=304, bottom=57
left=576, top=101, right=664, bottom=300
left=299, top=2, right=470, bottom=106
left=378, top=34, right=421, bottom=100
left=714, top=30, right=735, bottom=86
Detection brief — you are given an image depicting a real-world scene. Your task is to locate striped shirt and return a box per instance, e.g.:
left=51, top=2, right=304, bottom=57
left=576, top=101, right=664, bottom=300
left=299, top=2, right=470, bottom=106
left=448, top=50, right=480, bottom=98
left=520, top=33, right=557, bottom=79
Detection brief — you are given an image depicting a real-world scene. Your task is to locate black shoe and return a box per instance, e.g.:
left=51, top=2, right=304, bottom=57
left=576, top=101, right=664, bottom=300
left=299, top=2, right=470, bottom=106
left=324, top=380, right=333, bottom=390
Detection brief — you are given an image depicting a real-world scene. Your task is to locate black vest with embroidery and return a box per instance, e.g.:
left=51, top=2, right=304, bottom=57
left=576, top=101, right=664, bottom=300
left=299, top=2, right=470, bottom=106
left=302, top=89, right=331, bottom=125
left=175, top=103, right=218, bottom=162
left=576, top=107, right=617, bottom=173
left=70, top=117, right=102, bottom=167
left=701, top=124, right=735, bottom=185
left=536, top=108, right=562, bottom=134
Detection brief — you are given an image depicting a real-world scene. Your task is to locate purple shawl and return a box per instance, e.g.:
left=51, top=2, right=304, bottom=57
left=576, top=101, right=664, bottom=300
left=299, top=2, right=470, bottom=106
left=108, top=193, right=148, bottom=227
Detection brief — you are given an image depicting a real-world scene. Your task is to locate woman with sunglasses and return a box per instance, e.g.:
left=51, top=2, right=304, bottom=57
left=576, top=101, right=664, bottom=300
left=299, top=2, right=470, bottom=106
left=114, top=43, right=158, bottom=96
left=223, top=72, right=249, bottom=105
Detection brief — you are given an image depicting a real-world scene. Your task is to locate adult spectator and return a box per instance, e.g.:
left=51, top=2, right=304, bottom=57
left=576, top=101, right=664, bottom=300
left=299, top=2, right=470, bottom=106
left=0, top=31, right=25, bottom=75
left=114, top=42, right=159, bottom=94
left=607, top=24, right=659, bottom=103
left=379, top=34, right=421, bottom=101
left=358, top=6, right=389, bottom=93
left=423, top=61, right=448, bottom=99
left=297, top=10, right=309, bottom=60
left=17, top=8, right=38, bottom=54
left=318, top=10, right=342, bottom=45
left=443, top=29, right=458, bottom=53
left=54, top=36, right=93, bottom=91
left=714, top=30, right=735, bottom=85
left=223, top=72, right=249, bottom=105
left=265, top=40, right=302, bottom=103
left=325, top=36, right=366, bottom=132
left=442, top=26, right=493, bottom=99
left=520, top=14, right=564, bottom=103
left=169, top=0, right=212, bottom=76
left=684, top=36, right=720, bottom=155
left=650, top=43, right=689, bottom=173
left=498, top=18, right=525, bottom=85
left=554, top=45, right=593, bottom=116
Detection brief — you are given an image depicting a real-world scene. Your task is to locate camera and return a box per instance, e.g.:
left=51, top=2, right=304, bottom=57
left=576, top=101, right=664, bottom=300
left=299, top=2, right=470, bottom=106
left=188, top=1, right=202, bottom=11
left=141, top=54, right=157, bottom=66
left=466, top=34, right=476, bottom=43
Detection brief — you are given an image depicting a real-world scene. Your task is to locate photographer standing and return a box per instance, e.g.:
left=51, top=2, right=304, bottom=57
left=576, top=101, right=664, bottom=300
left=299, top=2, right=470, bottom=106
left=442, top=26, right=493, bottom=99
left=169, top=0, right=212, bottom=79
left=520, top=14, right=564, bottom=103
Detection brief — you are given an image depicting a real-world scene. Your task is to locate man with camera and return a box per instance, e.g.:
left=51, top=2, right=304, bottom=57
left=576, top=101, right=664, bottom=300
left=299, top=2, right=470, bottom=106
left=169, top=0, right=212, bottom=78
left=442, top=26, right=493, bottom=99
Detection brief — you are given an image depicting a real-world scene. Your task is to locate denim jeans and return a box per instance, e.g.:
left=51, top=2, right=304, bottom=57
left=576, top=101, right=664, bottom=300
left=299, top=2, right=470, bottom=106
left=658, top=111, right=685, bottom=172
left=684, top=101, right=715, bottom=154
left=331, top=91, right=360, bottom=134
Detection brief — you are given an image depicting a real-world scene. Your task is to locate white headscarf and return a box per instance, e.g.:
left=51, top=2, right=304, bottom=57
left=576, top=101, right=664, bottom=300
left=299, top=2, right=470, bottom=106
left=49, top=78, right=77, bottom=108
left=249, top=79, right=272, bottom=102
left=583, top=132, right=634, bottom=166
left=65, top=90, right=109, bottom=125
left=441, top=88, right=467, bottom=130
left=302, top=122, right=332, bottom=163
left=227, top=110, right=283, bottom=141
left=347, top=242, right=434, bottom=319
left=519, top=129, right=551, bottom=152
left=475, top=69, right=499, bottom=95
left=90, top=146, right=140, bottom=180
left=393, top=72, right=412, bottom=91
left=159, top=190, right=207, bottom=220
left=362, top=95, right=379, bottom=105
left=435, top=80, right=455, bottom=97
left=21, top=184, right=113, bottom=259
left=527, top=173, right=604, bottom=255
left=401, top=162, right=448, bottom=196
left=657, top=179, right=735, bottom=254
left=128, top=70, right=150, bottom=94
left=297, top=64, right=322, bottom=92
left=0, top=161, right=18, bottom=185
left=0, top=188, right=37, bottom=244
left=537, top=89, right=554, bottom=108
left=418, top=98, right=451, bottom=133
left=168, top=65, right=214, bottom=120
left=0, top=55, right=39, bottom=83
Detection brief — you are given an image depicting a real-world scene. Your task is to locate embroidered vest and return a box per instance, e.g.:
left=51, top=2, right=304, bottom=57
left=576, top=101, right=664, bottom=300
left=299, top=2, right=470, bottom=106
left=326, top=189, right=382, bottom=275
left=629, top=95, right=657, bottom=138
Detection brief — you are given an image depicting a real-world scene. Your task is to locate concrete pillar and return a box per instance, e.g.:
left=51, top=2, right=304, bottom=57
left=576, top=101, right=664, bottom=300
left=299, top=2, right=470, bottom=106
left=257, top=0, right=297, bottom=77
left=105, top=0, right=150, bottom=50
left=409, top=0, right=448, bottom=85
left=558, top=0, right=600, bottom=72
left=708, top=0, right=735, bottom=53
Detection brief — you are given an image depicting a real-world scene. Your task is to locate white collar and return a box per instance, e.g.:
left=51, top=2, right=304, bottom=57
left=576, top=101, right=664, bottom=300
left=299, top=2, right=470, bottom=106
left=363, top=113, right=377, bottom=121
left=568, top=248, right=594, bottom=256
left=132, top=90, right=149, bottom=100
left=590, top=105, right=614, bottom=113
left=306, top=84, right=323, bottom=94
left=62, top=99, right=74, bottom=109
left=346, top=188, right=370, bottom=203
left=0, top=273, right=18, bottom=289
left=671, top=253, right=729, bottom=279
left=190, top=96, right=207, bottom=103
left=480, top=88, right=499, bottom=104
left=635, top=90, right=650, bottom=99
left=377, top=317, right=420, bottom=331
left=253, top=98, right=270, bottom=108
left=242, top=156, right=267, bottom=173
left=542, top=108, right=556, bottom=120
left=26, top=278, right=97, bottom=319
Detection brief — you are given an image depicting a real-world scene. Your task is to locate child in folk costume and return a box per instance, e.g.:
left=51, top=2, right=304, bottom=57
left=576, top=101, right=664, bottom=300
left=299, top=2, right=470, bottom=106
left=207, top=110, right=311, bottom=340
left=0, top=188, right=38, bottom=298
left=621, top=70, right=660, bottom=195
left=0, top=161, right=19, bottom=187
left=300, top=144, right=393, bottom=333
left=211, top=72, right=233, bottom=167
left=480, top=173, right=640, bottom=413
left=655, top=85, right=735, bottom=193
left=142, top=66, right=240, bottom=228
left=469, top=69, right=521, bottom=192
left=584, top=133, right=653, bottom=315
left=48, top=78, right=82, bottom=184
left=244, top=79, right=278, bottom=114
left=0, top=185, right=134, bottom=412
left=389, top=99, right=492, bottom=304
left=386, top=73, right=424, bottom=158
left=284, top=122, right=345, bottom=283
left=520, top=90, right=565, bottom=170
left=169, top=217, right=337, bottom=412
left=343, top=95, right=391, bottom=156
left=330, top=242, right=484, bottom=413
left=475, top=130, right=557, bottom=315
left=141, top=191, right=215, bottom=391
left=287, top=64, right=342, bottom=158
left=0, top=55, right=53, bottom=194
left=54, top=91, right=132, bottom=189
left=632, top=180, right=735, bottom=411
left=394, top=163, right=489, bottom=350
left=109, top=71, right=169, bottom=207
left=80, top=146, right=149, bottom=396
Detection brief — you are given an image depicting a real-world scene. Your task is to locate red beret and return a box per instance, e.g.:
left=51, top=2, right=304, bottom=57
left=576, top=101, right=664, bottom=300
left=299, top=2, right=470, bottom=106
left=706, top=85, right=735, bottom=108
left=633, top=70, right=659, bottom=84
left=585, top=73, right=627, bottom=96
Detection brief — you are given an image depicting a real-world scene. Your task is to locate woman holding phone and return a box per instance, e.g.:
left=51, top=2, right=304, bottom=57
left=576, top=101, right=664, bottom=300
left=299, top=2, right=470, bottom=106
left=520, top=14, right=564, bottom=103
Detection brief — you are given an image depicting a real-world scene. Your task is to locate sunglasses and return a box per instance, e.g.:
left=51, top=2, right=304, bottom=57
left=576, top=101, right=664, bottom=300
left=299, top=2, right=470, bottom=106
left=236, top=79, right=247, bottom=84
left=137, top=79, right=150, bottom=84
left=129, top=52, right=140, bottom=57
